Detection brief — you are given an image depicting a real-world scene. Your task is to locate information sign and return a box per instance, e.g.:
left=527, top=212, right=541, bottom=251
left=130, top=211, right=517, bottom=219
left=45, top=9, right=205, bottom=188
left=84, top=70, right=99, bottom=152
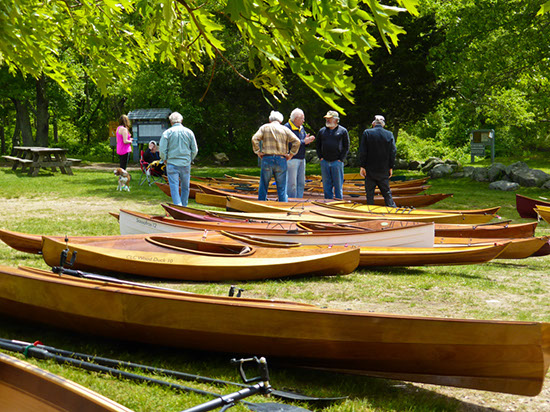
left=470, top=129, right=495, bottom=163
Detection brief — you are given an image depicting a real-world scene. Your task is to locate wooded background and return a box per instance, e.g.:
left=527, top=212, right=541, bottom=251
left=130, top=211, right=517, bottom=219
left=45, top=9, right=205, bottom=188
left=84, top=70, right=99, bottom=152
left=1, top=0, right=549, bottom=163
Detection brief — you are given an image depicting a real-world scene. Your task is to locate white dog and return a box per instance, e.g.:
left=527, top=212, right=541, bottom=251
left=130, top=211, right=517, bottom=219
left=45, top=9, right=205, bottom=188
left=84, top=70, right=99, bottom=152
left=114, top=168, right=131, bottom=191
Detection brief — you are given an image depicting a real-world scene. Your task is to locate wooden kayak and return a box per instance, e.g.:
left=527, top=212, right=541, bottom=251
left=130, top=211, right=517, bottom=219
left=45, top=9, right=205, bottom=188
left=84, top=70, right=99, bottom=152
left=433, top=221, right=538, bottom=239
left=314, top=201, right=501, bottom=217
left=358, top=243, right=509, bottom=266
left=434, top=236, right=550, bottom=259
left=162, top=204, right=493, bottom=225
left=310, top=209, right=495, bottom=225
left=158, top=205, right=538, bottom=239
left=0, top=228, right=43, bottom=254
left=0, top=352, right=132, bottom=412
left=516, top=194, right=550, bottom=219
left=224, top=197, right=498, bottom=218
left=535, top=205, right=550, bottom=224
left=1, top=265, right=548, bottom=396
left=116, top=209, right=436, bottom=248
left=40, top=232, right=360, bottom=281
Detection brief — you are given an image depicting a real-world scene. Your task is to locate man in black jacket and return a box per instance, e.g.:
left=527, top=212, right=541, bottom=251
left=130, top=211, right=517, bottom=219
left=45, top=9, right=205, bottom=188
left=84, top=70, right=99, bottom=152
left=316, top=111, right=349, bottom=199
left=359, top=115, right=397, bottom=207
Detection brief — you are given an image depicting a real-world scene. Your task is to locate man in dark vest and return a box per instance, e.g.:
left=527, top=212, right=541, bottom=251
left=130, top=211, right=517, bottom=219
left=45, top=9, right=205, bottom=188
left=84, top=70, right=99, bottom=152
left=359, top=115, right=397, bottom=207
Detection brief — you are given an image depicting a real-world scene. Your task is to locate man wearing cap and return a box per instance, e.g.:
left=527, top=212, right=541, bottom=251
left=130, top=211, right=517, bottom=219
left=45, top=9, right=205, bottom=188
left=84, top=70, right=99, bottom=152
left=252, top=110, right=301, bottom=202
left=316, top=110, right=349, bottom=199
left=359, top=115, right=397, bottom=207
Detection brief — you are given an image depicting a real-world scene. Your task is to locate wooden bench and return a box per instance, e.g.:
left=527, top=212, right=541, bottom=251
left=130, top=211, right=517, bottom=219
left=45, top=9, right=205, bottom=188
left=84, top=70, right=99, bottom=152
left=66, top=158, right=82, bottom=165
left=2, top=155, right=33, bottom=164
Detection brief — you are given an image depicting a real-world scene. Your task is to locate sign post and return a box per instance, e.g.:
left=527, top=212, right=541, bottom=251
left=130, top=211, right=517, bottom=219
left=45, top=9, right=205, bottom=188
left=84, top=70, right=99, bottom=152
left=470, top=129, right=495, bottom=164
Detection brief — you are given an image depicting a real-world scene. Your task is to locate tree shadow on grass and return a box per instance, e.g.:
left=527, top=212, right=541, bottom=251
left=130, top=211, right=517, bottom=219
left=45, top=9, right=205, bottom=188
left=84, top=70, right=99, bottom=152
left=356, top=266, right=487, bottom=280
left=0, top=316, right=505, bottom=412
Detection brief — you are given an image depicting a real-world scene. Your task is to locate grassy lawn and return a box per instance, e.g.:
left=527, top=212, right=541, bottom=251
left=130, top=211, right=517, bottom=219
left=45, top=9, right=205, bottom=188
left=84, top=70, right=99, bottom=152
left=0, top=162, right=549, bottom=412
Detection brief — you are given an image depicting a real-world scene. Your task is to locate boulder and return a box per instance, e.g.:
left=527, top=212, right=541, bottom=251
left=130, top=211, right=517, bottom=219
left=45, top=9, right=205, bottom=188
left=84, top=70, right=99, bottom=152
left=463, top=166, right=475, bottom=178
left=487, top=163, right=507, bottom=182
left=421, top=157, right=443, bottom=172
left=408, top=160, right=421, bottom=170
left=213, top=152, right=229, bottom=164
left=512, top=168, right=550, bottom=187
left=489, top=181, right=520, bottom=191
left=542, top=180, right=550, bottom=190
left=471, top=167, right=489, bottom=182
left=394, top=158, right=409, bottom=170
left=429, top=164, right=453, bottom=179
left=306, top=149, right=320, bottom=164
left=505, top=161, right=529, bottom=177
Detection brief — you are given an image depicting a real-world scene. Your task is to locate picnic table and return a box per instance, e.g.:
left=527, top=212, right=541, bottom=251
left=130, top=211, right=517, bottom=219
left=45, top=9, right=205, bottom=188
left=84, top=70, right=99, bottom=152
left=2, top=146, right=81, bottom=177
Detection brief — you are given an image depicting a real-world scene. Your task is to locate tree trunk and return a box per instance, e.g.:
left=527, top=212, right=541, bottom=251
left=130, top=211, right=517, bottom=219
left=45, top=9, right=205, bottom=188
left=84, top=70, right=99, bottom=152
left=392, top=124, right=399, bottom=143
left=52, top=113, right=58, bottom=143
left=12, top=98, right=34, bottom=146
left=11, top=115, right=20, bottom=155
left=0, top=119, right=5, bottom=155
left=35, top=74, right=49, bottom=147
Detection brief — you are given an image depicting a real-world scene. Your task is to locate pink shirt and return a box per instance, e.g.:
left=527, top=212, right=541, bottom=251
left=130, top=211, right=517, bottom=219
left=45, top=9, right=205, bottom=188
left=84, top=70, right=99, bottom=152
left=116, top=126, right=132, bottom=155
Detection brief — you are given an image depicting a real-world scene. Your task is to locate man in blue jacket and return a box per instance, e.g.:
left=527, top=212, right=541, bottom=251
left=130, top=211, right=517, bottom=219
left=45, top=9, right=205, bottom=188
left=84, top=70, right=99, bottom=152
left=359, top=115, right=397, bottom=207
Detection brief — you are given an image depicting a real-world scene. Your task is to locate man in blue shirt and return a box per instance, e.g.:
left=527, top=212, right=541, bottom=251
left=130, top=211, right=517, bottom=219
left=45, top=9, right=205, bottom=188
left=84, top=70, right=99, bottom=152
left=159, top=112, right=198, bottom=206
left=316, top=111, right=349, bottom=199
left=284, top=108, right=315, bottom=199
left=359, top=115, right=397, bottom=207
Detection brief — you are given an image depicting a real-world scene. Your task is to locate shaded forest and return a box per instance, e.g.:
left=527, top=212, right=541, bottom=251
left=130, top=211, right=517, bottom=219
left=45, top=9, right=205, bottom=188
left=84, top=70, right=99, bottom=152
left=1, top=0, right=549, bottom=163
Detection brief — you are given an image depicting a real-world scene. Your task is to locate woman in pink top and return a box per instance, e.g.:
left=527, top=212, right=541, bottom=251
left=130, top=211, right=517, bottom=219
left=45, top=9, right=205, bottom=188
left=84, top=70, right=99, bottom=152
left=116, top=115, right=133, bottom=170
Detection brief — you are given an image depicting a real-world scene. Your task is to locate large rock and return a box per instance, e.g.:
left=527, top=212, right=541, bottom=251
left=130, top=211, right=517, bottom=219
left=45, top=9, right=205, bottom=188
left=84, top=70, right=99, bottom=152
left=487, top=162, right=507, bottom=182
left=463, top=166, right=475, bottom=178
left=542, top=180, right=550, bottom=190
left=505, top=161, right=530, bottom=179
left=306, top=149, right=320, bottom=164
left=471, top=167, right=489, bottom=182
left=489, top=180, right=520, bottom=191
left=394, top=158, right=409, bottom=170
left=512, top=168, right=550, bottom=187
left=408, top=160, right=421, bottom=170
left=421, top=157, right=443, bottom=172
left=213, top=152, right=229, bottom=164
left=429, top=164, right=453, bottom=179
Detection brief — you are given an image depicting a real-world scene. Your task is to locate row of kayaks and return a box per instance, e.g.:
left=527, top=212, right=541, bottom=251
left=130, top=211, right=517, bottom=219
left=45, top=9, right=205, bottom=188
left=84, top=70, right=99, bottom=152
left=0, top=205, right=548, bottom=281
left=1, top=179, right=549, bottom=402
left=0, top=264, right=549, bottom=399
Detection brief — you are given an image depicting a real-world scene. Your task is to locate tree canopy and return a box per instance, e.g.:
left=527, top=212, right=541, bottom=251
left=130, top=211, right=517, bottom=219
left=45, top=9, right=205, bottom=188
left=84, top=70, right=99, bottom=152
left=0, top=0, right=418, bottom=112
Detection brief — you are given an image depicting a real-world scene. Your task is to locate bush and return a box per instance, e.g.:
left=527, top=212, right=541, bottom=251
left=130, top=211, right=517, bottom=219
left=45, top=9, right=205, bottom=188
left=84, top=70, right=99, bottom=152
left=396, top=130, right=469, bottom=163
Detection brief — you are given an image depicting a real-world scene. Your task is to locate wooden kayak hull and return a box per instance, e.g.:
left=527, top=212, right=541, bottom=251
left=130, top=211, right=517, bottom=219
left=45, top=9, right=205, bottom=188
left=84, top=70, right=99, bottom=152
left=0, top=352, right=131, bottom=412
left=40, top=233, right=360, bottom=281
left=0, top=229, right=43, bottom=254
left=535, top=205, right=550, bottom=224
left=516, top=194, right=550, bottom=219
left=434, top=236, right=550, bottom=259
left=117, top=209, right=436, bottom=248
left=314, top=201, right=501, bottom=217
left=0, top=265, right=548, bottom=396
left=310, top=209, right=495, bottom=224
left=358, top=243, right=509, bottom=266
left=434, top=221, right=537, bottom=239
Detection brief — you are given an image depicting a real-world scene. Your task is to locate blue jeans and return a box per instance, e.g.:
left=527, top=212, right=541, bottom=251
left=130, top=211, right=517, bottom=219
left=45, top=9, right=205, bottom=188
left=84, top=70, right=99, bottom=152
left=166, top=163, right=191, bottom=206
left=259, top=155, right=288, bottom=202
left=320, top=159, right=344, bottom=199
left=286, top=158, right=305, bottom=199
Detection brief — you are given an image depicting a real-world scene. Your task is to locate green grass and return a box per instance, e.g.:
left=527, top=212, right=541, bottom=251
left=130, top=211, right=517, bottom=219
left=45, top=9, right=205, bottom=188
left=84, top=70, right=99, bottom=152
left=0, top=163, right=549, bottom=411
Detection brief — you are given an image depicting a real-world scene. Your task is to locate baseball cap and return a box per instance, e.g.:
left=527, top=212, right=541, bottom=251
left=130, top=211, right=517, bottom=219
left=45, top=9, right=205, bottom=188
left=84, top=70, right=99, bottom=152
left=324, top=110, right=340, bottom=120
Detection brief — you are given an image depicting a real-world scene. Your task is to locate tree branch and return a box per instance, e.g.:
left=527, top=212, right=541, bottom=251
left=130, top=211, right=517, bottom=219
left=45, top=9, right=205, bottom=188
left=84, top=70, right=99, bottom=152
left=175, top=0, right=250, bottom=82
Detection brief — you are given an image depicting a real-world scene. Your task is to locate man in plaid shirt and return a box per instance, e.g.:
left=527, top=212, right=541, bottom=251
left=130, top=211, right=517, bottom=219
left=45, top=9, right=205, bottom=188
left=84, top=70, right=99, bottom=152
left=252, top=111, right=301, bottom=202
